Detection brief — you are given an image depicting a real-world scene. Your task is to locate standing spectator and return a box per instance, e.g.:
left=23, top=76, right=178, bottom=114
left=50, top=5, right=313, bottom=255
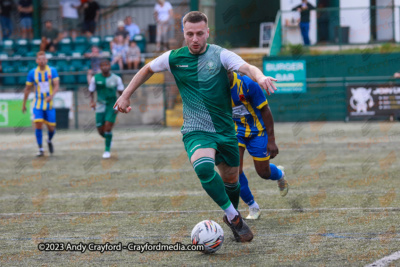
left=0, top=0, right=15, bottom=39
left=40, top=20, right=62, bottom=52
left=18, top=0, right=33, bottom=39
left=126, top=40, right=141, bottom=70
left=124, top=16, right=140, bottom=41
left=292, top=0, right=315, bottom=46
left=85, top=45, right=101, bottom=83
left=110, top=35, right=127, bottom=70
left=154, top=0, right=173, bottom=52
left=82, top=0, right=100, bottom=37
left=60, top=0, right=80, bottom=40
left=114, top=20, right=129, bottom=43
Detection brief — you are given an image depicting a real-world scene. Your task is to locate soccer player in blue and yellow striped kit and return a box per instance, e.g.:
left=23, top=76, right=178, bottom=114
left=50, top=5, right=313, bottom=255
left=22, top=51, right=59, bottom=157
left=229, top=71, right=289, bottom=220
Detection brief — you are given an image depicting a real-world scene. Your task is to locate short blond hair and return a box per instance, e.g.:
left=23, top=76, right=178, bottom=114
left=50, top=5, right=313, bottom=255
left=182, top=11, right=208, bottom=26
left=36, top=51, right=46, bottom=57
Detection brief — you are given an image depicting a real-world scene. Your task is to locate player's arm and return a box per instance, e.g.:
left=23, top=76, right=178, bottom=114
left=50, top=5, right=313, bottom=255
left=46, top=79, right=59, bottom=103
left=23, top=70, right=35, bottom=113
left=114, top=51, right=170, bottom=113
left=22, top=84, right=33, bottom=113
left=220, top=50, right=277, bottom=95
left=260, top=104, right=278, bottom=159
left=88, top=76, right=96, bottom=109
left=117, top=76, right=124, bottom=97
left=248, top=78, right=279, bottom=158
left=114, top=64, right=154, bottom=113
left=47, top=70, right=60, bottom=103
left=238, top=63, right=277, bottom=95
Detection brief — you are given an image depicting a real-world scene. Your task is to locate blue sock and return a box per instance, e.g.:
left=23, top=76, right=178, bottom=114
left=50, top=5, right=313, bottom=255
left=269, top=163, right=283, bottom=181
left=239, top=172, right=255, bottom=206
left=35, top=129, right=43, bottom=148
left=48, top=129, right=55, bottom=141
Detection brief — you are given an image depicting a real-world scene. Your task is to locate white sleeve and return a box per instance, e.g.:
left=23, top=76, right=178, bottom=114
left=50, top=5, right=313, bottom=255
left=117, top=76, right=124, bottom=91
left=167, top=2, right=173, bottom=10
left=149, top=51, right=171, bottom=73
left=88, top=77, right=96, bottom=92
left=220, top=49, right=246, bottom=72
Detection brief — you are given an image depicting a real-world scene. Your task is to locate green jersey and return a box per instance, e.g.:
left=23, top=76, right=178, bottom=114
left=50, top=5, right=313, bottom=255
left=89, top=73, right=124, bottom=105
left=150, top=44, right=246, bottom=136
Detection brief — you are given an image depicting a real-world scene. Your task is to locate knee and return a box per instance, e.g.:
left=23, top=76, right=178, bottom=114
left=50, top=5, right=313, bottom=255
left=194, top=159, right=215, bottom=183
left=257, top=169, right=271, bottom=180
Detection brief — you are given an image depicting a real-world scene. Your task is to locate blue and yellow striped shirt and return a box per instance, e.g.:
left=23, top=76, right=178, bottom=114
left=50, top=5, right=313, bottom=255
left=26, top=65, right=59, bottom=110
left=230, top=72, right=269, bottom=138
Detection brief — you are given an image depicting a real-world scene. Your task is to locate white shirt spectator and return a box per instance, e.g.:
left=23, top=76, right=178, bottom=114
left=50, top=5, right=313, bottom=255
left=60, top=0, right=80, bottom=19
left=125, top=23, right=140, bottom=40
left=154, top=1, right=172, bottom=22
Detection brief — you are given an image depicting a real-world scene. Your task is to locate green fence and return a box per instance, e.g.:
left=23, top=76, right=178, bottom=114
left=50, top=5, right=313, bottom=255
left=265, top=53, right=400, bottom=122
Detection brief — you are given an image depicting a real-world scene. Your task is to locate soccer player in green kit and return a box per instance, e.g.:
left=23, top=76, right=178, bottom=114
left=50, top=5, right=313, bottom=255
left=89, top=59, right=124, bottom=159
left=114, top=11, right=277, bottom=242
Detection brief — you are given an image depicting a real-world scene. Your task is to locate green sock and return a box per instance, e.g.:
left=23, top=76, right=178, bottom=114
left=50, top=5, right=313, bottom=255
left=104, top=132, right=112, bottom=152
left=201, top=171, right=231, bottom=210
left=193, top=158, right=231, bottom=210
left=224, top=182, right=241, bottom=209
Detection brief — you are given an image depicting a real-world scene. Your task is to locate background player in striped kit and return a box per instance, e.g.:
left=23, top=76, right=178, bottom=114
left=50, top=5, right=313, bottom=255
left=229, top=71, right=289, bottom=220
left=22, top=51, right=59, bottom=157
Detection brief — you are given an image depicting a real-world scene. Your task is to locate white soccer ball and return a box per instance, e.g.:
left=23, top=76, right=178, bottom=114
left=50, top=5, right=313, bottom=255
left=191, top=220, right=224, bottom=254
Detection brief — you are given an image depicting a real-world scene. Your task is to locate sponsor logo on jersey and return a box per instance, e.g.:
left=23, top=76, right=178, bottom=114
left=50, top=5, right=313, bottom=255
left=176, top=65, right=189, bottom=68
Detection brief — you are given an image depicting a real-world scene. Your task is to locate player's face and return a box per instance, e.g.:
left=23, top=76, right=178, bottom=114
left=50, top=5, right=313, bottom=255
left=184, top=21, right=209, bottom=54
left=36, top=55, right=48, bottom=67
left=100, top=62, right=111, bottom=74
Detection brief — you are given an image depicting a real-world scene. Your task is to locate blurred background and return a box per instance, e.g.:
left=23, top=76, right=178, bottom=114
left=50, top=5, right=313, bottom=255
left=1, top=0, right=400, bottom=131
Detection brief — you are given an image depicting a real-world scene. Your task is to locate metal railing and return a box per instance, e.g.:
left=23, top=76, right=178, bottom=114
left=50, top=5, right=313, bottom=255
left=280, top=5, right=400, bottom=47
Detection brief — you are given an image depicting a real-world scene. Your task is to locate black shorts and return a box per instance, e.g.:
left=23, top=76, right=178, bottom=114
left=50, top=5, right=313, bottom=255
left=83, top=21, right=96, bottom=34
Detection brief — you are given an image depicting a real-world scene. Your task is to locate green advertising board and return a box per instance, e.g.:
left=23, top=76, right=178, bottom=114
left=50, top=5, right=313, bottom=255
left=0, top=100, right=31, bottom=127
left=263, top=60, right=307, bottom=93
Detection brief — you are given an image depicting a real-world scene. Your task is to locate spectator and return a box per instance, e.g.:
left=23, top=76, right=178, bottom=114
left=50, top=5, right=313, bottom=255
left=40, top=20, right=62, bottom=52
left=0, top=0, right=15, bottom=40
left=82, top=0, right=100, bottom=37
left=18, top=0, right=33, bottom=39
left=114, top=20, right=129, bottom=42
left=292, top=0, right=315, bottom=46
left=60, top=0, right=80, bottom=40
left=154, top=0, right=173, bottom=52
left=124, top=16, right=140, bottom=41
left=85, top=45, right=101, bottom=83
left=126, top=40, right=141, bottom=70
left=110, top=35, right=127, bottom=70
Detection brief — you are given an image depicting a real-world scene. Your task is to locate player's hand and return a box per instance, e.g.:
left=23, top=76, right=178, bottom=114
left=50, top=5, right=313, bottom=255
left=90, top=101, right=96, bottom=109
left=297, top=8, right=302, bottom=12
left=394, top=72, right=400, bottom=78
left=22, top=105, right=26, bottom=113
left=258, top=76, right=278, bottom=95
left=114, top=95, right=132, bottom=113
left=45, top=95, right=53, bottom=103
left=267, top=139, right=279, bottom=159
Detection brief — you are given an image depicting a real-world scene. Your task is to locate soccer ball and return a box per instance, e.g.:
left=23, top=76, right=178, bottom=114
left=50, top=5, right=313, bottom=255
left=191, top=220, right=224, bottom=254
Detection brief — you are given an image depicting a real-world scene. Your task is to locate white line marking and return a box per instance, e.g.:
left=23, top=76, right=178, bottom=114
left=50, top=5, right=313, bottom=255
left=365, top=251, right=400, bottom=267
left=0, top=207, right=398, bottom=217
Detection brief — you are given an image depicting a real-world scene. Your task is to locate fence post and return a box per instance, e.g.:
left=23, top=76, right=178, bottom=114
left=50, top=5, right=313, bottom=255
left=163, top=83, right=167, bottom=127
left=74, top=87, right=79, bottom=129
left=392, top=4, right=395, bottom=42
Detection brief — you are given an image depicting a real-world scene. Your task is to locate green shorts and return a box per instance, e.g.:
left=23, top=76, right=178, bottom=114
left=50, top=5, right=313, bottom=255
left=96, top=102, right=117, bottom=127
left=183, top=131, right=240, bottom=167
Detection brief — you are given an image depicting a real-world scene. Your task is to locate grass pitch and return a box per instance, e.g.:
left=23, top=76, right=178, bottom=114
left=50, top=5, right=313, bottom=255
left=0, top=122, right=399, bottom=266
